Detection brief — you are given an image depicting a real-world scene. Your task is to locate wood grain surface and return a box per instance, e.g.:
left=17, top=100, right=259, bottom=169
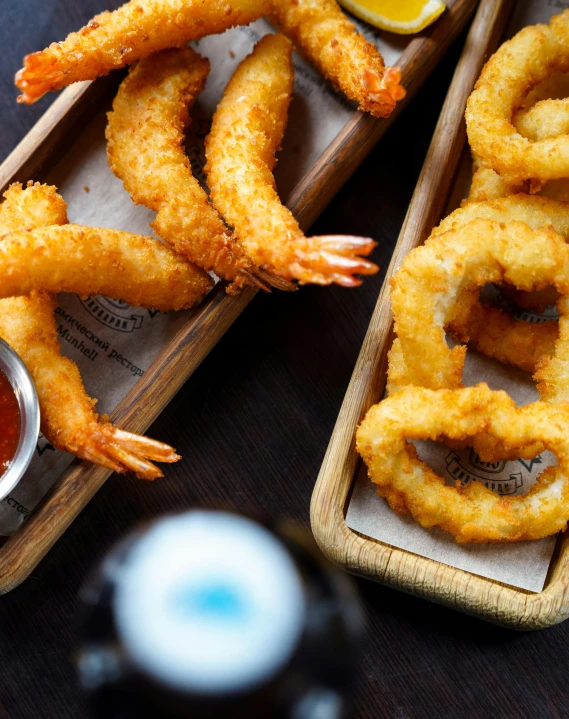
left=1, top=1, right=569, bottom=718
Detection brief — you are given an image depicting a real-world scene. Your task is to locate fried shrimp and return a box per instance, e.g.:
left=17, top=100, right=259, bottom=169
left=270, top=0, right=405, bottom=118
left=15, top=0, right=269, bottom=104
left=106, top=47, right=291, bottom=295
left=356, top=384, right=569, bottom=543
left=0, top=224, right=212, bottom=311
left=390, top=218, right=569, bottom=390
left=205, top=34, right=378, bottom=286
left=0, top=183, right=179, bottom=479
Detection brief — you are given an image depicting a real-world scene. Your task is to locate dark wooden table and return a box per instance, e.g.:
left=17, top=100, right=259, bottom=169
left=1, top=2, right=568, bottom=718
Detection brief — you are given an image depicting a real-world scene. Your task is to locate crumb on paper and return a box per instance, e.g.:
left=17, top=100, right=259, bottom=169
left=83, top=185, right=90, bottom=193
left=229, top=49, right=235, bottom=58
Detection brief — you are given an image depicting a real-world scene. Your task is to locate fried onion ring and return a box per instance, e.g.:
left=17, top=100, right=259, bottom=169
left=466, top=10, right=569, bottom=184
left=356, top=384, right=569, bottom=543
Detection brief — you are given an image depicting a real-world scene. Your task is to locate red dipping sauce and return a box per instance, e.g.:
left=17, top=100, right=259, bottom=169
left=0, top=369, right=20, bottom=476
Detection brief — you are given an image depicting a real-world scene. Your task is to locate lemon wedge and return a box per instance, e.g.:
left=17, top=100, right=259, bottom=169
left=338, top=0, right=446, bottom=34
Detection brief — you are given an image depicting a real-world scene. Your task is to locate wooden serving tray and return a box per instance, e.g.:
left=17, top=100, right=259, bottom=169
left=310, top=0, right=569, bottom=631
left=0, top=0, right=476, bottom=594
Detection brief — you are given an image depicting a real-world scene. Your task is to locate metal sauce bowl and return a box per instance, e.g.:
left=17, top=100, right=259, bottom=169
left=0, top=338, right=40, bottom=501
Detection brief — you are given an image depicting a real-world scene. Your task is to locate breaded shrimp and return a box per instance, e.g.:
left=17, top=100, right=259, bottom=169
left=270, top=0, right=405, bottom=118
left=0, top=183, right=180, bottom=479
left=205, top=34, right=378, bottom=287
left=106, top=47, right=292, bottom=294
left=0, top=224, right=212, bottom=311
left=15, top=0, right=269, bottom=104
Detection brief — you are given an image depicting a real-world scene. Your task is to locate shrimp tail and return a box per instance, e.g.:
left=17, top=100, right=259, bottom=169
left=15, top=54, right=64, bottom=104
left=288, top=235, right=378, bottom=286
left=79, top=425, right=180, bottom=480
left=362, top=66, right=406, bottom=117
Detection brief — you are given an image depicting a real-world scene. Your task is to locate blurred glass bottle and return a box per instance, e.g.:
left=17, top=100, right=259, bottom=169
left=76, top=510, right=363, bottom=719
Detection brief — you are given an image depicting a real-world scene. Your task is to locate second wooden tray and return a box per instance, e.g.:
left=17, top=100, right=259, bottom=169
left=310, top=0, right=569, bottom=631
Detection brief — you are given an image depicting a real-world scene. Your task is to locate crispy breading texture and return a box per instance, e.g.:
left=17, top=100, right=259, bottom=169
left=106, top=47, right=289, bottom=294
left=205, top=33, right=378, bottom=287
left=535, top=296, right=569, bottom=404
left=15, top=0, right=269, bottom=103
left=390, top=218, right=569, bottom=390
left=466, top=10, right=569, bottom=184
left=429, top=194, right=569, bottom=372
left=356, top=384, right=569, bottom=543
left=0, top=223, right=212, bottom=311
left=0, top=183, right=180, bottom=479
left=270, top=0, right=405, bottom=117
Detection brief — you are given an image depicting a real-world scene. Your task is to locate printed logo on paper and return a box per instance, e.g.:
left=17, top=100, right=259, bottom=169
left=517, top=456, right=543, bottom=473
left=80, top=297, right=148, bottom=333
left=485, top=284, right=559, bottom=323
left=445, top=450, right=523, bottom=495
left=36, top=433, right=55, bottom=456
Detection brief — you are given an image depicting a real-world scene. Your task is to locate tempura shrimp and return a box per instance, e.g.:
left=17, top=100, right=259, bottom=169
left=270, top=0, right=405, bottom=118
left=15, top=0, right=269, bottom=104
left=0, top=183, right=179, bottom=479
left=205, top=34, right=378, bottom=286
left=0, top=224, right=212, bottom=311
left=106, top=47, right=292, bottom=294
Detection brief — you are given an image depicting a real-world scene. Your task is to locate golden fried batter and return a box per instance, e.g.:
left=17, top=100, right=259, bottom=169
left=390, top=218, right=569, bottom=390
left=431, top=194, right=569, bottom=372
left=0, top=224, right=212, bottom=311
left=0, top=183, right=180, bottom=479
left=357, top=384, right=569, bottom=543
left=15, top=0, right=269, bottom=103
left=270, top=0, right=405, bottom=117
left=106, top=47, right=290, bottom=294
left=205, top=34, right=378, bottom=286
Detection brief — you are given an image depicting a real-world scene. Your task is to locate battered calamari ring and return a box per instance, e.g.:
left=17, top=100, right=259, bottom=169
left=468, top=94, right=569, bottom=204
left=205, top=34, right=378, bottom=287
left=466, top=10, right=569, bottom=183
left=356, top=384, right=569, bottom=543
left=0, top=224, right=212, bottom=311
left=535, top=298, right=569, bottom=404
left=106, top=47, right=291, bottom=294
left=429, top=194, right=569, bottom=372
left=390, top=218, right=569, bottom=390
left=514, top=98, right=569, bottom=142
left=269, top=0, right=405, bottom=118
left=15, top=0, right=269, bottom=104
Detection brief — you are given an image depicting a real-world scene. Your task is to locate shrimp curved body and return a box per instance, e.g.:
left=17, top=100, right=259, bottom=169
left=205, top=34, right=378, bottom=287
left=106, top=47, right=291, bottom=294
left=15, top=0, right=269, bottom=104
left=0, top=183, right=180, bottom=479
left=0, top=224, right=212, bottom=311
left=270, top=0, right=405, bottom=118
